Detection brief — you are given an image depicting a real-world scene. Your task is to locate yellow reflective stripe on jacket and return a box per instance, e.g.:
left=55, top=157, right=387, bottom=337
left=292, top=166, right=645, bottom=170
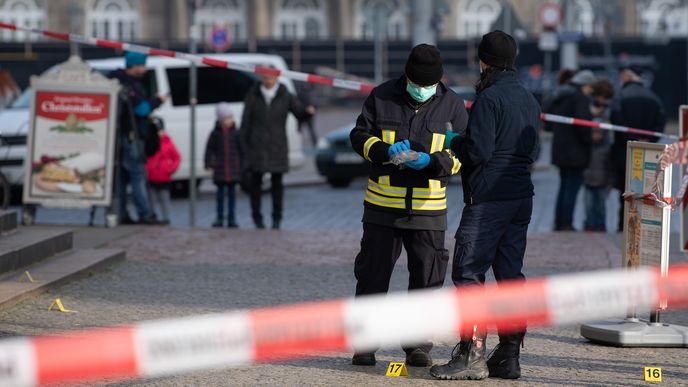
left=445, top=149, right=462, bottom=175
left=363, top=137, right=381, bottom=161
left=430, top=133, right=445, bottom=153
left=368, top=179, right=406, bottom=198
left=379, top=175, right=390, bottom=185
left=381, top=129, right=395, bottom=144
left=365, top=190, right=447, bottom=211
left=412, top=179, right=446, bottom=199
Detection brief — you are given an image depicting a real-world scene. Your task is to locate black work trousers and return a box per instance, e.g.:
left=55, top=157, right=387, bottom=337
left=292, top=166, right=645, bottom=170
left=249, top=172, right=283, bottom=223
left=354, top=222, right=449, bottom=354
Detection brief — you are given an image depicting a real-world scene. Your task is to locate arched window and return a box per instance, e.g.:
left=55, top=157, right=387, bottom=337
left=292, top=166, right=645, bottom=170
left=355, top=0, right=409, bottom=40
left=273, top=0, right=328, bottom=40
left=0, top=0, right=46, bottom=42
left=639, top=0, right=688, bottom=37
left=85, top=0, right=140, bottom=41
left=195, top=0, right=247, bottom=43
left=457, top=0, right=501, bottom=39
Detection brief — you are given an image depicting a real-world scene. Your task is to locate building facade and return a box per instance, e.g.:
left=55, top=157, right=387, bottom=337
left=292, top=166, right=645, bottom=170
left=0, top=0, right=687, bottom=44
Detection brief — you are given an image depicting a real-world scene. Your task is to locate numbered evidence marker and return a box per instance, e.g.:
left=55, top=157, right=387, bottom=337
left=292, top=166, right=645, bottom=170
left=385, top=362, right=408, bottom=377
left=644, top=367, right=662, bottom=383
left=48, top=298, right=77, bottom=313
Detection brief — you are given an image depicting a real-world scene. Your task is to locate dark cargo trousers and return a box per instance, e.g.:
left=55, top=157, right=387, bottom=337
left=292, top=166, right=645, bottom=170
left=452, top=197, right=532, bottom=334
left=354, top=222, right=449, bottom=353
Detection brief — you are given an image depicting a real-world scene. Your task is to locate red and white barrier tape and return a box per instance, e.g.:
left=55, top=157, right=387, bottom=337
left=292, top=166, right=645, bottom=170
left=0, top=22, right=678, bottom=140
left=1, top=264, right=687, bottom=386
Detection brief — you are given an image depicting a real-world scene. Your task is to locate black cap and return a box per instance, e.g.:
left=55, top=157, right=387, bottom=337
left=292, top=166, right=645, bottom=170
left=405, top=44, right=443, bottom=86
left=478, top=30, right=517, bottom=70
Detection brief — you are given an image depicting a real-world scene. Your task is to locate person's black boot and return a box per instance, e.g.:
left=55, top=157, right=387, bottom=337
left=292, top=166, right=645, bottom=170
left=487, top=332, right=524, bottom=379
left=405, top=348, right=432, bottom=367
left=429, top=329, right=488, bottom=380
left=212, top=219, right=224, bottom=228
left=253, top=216, right=265, bottom=229
left=351, top=352, right=376, bottom=366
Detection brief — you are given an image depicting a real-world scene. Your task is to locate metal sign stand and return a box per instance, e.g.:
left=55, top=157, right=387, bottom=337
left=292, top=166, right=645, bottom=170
left=580, top=141, right=688, bottom=346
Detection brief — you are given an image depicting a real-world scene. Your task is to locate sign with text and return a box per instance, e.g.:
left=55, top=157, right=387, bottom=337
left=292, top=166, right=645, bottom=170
left=23, top=56, right=120, bottom=208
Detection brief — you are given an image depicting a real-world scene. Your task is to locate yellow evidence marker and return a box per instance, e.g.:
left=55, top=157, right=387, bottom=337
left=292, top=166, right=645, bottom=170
left=19, top=271, right=35, bottom=283
left=644, top=367, right=662, bottom=383
left=385, top=362, right=408, bottom=377
left=48, top=298, right=77, bottom=313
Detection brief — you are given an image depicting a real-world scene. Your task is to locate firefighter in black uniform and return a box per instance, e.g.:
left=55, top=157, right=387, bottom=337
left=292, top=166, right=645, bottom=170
left=349, top=44, right=468, bottom=367
left=430, top=30, right=541, bottom=381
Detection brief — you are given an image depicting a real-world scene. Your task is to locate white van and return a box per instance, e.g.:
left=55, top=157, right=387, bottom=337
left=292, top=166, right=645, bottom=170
left=0, top=53, right=306, bottom=194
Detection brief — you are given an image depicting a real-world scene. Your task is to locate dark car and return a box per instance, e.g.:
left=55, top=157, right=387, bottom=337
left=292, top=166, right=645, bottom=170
left=315, top=86, right=475, bottom=188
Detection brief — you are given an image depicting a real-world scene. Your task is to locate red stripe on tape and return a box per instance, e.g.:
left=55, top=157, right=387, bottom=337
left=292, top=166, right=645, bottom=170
left=250, top=300, right=347, bottom=362
left=660, top=266, right=688, bottom=308
left=34, top=327, right=138, bottom=385
left=149, top=48, right=176, bottom=58
left=571, top=118, right=600, bottom=128
left=0, top=22, right=17, bottom=30
left=43, top=31, right=70, bottom=41
left=626, top=128, right=661, bottom=137
left=254, top=66, right=282, bottom=77
left=306, top=74, right=334, bottom=87
left=454, top=279, right=550, bottom=334
left=202, top=57, right=229, bottom=68
left=360, top=84, right=375, bottom=93
left=96, top=39, right=124, bottom=50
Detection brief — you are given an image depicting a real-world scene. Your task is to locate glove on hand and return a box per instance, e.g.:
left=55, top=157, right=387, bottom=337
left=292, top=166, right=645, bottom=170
left=444, top=130, right=461, bottom=149
left=405, top=152, right=430, bottom=170
left=387, top=139, right=410, bottom=158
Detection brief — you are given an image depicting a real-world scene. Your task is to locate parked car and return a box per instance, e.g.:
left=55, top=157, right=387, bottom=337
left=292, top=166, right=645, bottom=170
left=0, top=53, right=306, bottom=197
left=315, top=86, right=475, bottom=188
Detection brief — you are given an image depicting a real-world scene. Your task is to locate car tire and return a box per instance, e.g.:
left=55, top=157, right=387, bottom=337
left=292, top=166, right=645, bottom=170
left=327, top=177, right=352, bottom=188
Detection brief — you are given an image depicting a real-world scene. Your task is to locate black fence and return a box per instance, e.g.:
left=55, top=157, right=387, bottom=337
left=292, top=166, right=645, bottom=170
left=1, top=37, right=686, bottom=115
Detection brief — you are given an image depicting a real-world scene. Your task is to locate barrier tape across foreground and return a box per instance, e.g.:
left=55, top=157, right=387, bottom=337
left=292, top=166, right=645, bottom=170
left=0, top=264, right=687, bottom=386
left=0, top=22, right=678, bottom=141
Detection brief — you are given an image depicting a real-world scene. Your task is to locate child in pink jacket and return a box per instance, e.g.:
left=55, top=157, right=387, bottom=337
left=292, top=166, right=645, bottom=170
left=145, top=118, right=181, bottom=225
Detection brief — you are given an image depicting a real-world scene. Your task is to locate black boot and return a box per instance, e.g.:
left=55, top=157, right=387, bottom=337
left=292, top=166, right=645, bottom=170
left=429, top=328, right=488, bottom=380
left=405, top=347, right=432, bottom=367
left=487, top=332, right=524, bottom=379
left=351, top=351, right=376, bottom=366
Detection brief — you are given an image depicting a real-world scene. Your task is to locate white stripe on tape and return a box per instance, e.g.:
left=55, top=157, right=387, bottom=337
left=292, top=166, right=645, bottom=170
left=0, top=338, right=36, bottom=387
left=333, top=78, right=366, bottom=91
left=282, top=70, right=309, bottom=82
left=134, top=312, right=254, bottom=377
left=545, top=268, right=658, bottom=325
left=344, top=289, right=458, bottom=351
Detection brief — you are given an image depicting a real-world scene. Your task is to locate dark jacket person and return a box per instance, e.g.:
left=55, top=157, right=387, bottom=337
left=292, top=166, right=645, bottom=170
left=430, top=30, right=540, bottom=382
left=239, top=74, right=314, bottom=229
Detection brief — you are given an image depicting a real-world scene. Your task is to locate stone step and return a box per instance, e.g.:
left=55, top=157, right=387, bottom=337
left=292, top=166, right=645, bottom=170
left=0, top=210, right=18, bottom=235
left=0, top=248, right=125, bottom=310
left=0, top=228, right=73, bottom=274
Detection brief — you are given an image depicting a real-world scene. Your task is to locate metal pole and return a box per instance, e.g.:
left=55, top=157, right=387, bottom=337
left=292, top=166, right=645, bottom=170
left=189, top=1, right=198, bottom=228
left=503, top=0, right=512, bottom=35
left=412, top=0, right=435, bottom=46
left=544, top=51, right=552, bottom=89
left=560, top=0, right=578, bottom=70
left=373, top=8, right=384, bottom=84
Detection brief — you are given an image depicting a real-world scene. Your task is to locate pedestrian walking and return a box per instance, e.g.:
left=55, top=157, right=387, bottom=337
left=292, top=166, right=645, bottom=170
left=239, top=70, right=315, bottom=229
left=550, top=69, right=596, bottom=231
left=145, top=117, right=180, bottom=225
left=610, top=67, right=665, bottom=232
left=205, top=103, right=243, bottom=228
left=430, top=30, right=540, bottom=381
left=583, top=80, right=614, bottom=232
left=109, top=51, right=166, bottom=225
left=349, top=43, right=466, bottom=367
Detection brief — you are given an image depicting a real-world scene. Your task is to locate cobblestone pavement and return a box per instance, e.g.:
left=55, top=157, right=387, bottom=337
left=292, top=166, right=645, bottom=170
left=2, top=110, right=688, bottom=385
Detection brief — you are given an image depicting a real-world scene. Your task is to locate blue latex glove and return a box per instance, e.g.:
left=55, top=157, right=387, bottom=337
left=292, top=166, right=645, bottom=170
left=387, top=139, right=410, bottom=159
left=405, top=152, right=430, bottom=170
left=444, top=130, right=460, bottom=149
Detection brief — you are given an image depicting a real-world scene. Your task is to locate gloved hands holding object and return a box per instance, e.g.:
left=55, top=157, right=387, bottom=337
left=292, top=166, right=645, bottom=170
left=388, top=139, right=410, bottom=159
left=405, top=152, right=430, bottom=170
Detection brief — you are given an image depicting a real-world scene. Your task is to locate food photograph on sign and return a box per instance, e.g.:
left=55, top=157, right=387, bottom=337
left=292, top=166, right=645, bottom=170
left=29, top=91, right=110, bottom=199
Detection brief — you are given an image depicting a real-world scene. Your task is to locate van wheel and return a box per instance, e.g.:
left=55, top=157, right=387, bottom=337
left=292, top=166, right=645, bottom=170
left=170, top=180, right=202, bottom=198
left=327, top=177, right=352, bottom=188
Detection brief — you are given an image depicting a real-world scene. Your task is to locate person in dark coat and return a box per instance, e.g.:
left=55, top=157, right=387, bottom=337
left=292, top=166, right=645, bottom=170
left=239, top=73, right=315, bottom=229
left=205, top=103, right=243, bottom=228
left=550, top=69, right=596, bottom=231
left=430, top=30, right=540, bottom=381
left=610, top=67, right=665, bottom=232
left=109, top=52, right=166, bottom=225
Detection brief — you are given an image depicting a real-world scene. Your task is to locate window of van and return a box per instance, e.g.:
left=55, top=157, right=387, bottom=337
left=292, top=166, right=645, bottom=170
left=166, top=67, right=258, bottom=106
